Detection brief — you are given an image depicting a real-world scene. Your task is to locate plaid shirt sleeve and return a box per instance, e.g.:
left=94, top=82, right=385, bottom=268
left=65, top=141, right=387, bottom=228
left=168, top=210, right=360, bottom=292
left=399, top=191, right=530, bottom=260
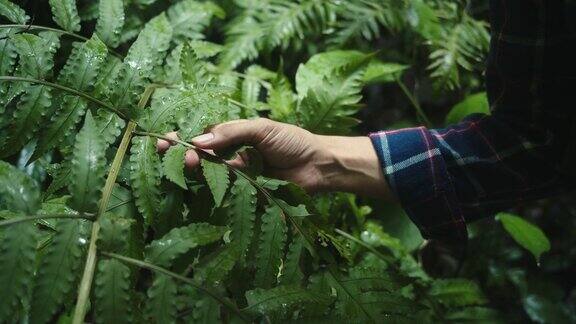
left=369, top=0, right=576, bottom=243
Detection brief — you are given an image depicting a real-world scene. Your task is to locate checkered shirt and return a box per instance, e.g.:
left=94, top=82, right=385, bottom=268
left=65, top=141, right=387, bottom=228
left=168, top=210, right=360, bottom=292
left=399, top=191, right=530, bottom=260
left=370, top=0, right=576, bottom=243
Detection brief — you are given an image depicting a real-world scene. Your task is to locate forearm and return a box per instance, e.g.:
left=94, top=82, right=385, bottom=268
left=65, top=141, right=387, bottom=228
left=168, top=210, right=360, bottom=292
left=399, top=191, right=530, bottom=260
left=314, top=135, right=394, bottom=199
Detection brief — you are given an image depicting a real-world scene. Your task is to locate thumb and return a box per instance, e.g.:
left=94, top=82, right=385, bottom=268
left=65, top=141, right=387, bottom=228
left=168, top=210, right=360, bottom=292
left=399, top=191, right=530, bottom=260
left=191, top=118, right=273, bottom=151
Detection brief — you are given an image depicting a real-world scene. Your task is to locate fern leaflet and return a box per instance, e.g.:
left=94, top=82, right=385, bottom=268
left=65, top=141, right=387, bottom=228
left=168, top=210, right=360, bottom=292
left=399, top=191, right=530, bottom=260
left=145, top=274, right=178, bottom=324
left=130, top=136, right=162, bottom=226
left=96, top=0, right=125, bottom=47
left=201, top=159, right=229, bottom=207
left=255, top=205, right=287, bottom=288
left=48, top=0, right=81, bottom=32
left=163, top=144, right=187, bottom=189
left=94, top=258, right=132, bottom=324
left=228, top=177, right=257, bottom=263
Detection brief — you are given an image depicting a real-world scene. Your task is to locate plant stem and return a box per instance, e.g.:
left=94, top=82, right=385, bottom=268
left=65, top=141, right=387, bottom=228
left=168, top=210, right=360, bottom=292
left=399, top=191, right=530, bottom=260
left=0, top=213, right=93, bottom=227
left=102, top=252, right=251, bottom=323
left=396, top=78, right=433, bottom=128
left=72, top=86, right=155, bottom=324
left=0, top=76, right=130, bottom=121
left=0, top=24, right=123, bottom=58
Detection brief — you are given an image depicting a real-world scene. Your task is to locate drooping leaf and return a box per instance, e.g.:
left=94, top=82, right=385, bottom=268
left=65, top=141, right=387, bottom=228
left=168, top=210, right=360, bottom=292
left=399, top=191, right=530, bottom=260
left=94, top=258, right=132, bottom=324
left=130, top=136, right=161, bottom=226
left=32, top=35, right=108, bottom=161
left=244, top=285, right=330, bottom=318
left=145, top=274, right=177, bottom=324
left=445, top=92, right=490, bottom=125
left=96, top=0, right=125, bottom=47
left=429, top=279, right=488, bottom=307
left=0, top=160, right=40, bottom=213
left=163, top=144, right=187, bottom=189
left=496, top=213, right=551, bottom=264
left=145, top=222, right=227, bottom=268
left=255, top=205, right=287, bottom=288
left=0, top=0, right=28, bottom=24
left=201, top=159, right=229, bottom=207
left=228, top=177, right=257, bottom=263
left=29, top=220, right=88, bottom=324
left=68, top=111, right=106, bottom=213
left=48, top=0, right=81, bottom=32
left=0, top=223, right=37, bottom=322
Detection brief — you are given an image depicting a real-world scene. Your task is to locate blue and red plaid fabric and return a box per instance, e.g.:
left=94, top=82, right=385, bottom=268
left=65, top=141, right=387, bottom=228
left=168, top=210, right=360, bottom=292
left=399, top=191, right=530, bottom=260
left=370, top=0, right=576, bottom=243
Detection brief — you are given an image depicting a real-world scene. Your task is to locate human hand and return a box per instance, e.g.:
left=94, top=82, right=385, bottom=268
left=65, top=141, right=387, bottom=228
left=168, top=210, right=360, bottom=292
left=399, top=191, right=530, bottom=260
left=157, top=118, right=391, bottom=198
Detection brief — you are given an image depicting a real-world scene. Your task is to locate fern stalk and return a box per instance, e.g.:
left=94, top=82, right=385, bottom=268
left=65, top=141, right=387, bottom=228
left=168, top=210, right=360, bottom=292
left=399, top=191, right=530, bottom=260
left=396, top=78, right=432, bottom=127
left=102, top=252, right=251, bottom=323
left=72, top=86, right=156, bottom=324
left=0, top=76, right=129, bottom=121
left=0, top=213, right=93, bottom=227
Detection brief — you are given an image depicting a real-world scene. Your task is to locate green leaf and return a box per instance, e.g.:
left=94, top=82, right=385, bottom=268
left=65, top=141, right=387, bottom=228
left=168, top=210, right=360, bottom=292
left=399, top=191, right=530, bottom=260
left=11, top=33, right=56, bottom=79
left=96, top=0, right=125, bottom=47
left=145, top=274, right=177, bottom=324
left=0, top=85, right=52, bottom=158
left=0, top=160, right=40, bottom=213
left=0, top=0, right=29, bottom=24
left=180, top=42, right=209, bottom=86
left=188, top=40, right=223, bottom=59
left=68, top=111, right=107, bottom=213
left=130, top=136, right=161, bottom=226
left=32, top=36, right=108, bottom=160
left=99, top=215, right=134, bottom=254
left=362, top=60, right=408, bottom=84
left=496, top=212, right=551, bottom=264
left=163, top=144, right=187, bottom=189
left=279, top=236, right=304, bottom=285
left=201, top=159, right=229, bottom=207
left=228, top=177, right=257, bottom=263
left=445, top=92, right=490, bottom=125
left=0, top=29, right=18, bottom=107
left=145, top=222, right=227, bottom=268
left=94, top=258, right=132, bottom=324
left=0, top=223, right=37, bottom=322
left=255, top=205, right=287, bottom=288
left=267, top=74, right=296, bottom=122
left=29, top=220, right=88, bottom=324
left=49, top=0, right=81, bottom=32
left=96, top=110, right=126, bottom=146
left=245, top=285, right=330, bottom=318
left=429, top=279, right=488, bottom=307
left=194, top=245, right=239, bottom=284
left=93, top=55, right=122, bottom=99
left=167, top=0, right=225, bottom=42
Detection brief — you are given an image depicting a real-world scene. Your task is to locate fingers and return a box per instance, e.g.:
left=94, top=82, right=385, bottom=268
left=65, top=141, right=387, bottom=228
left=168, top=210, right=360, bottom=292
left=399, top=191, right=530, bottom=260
left=184, top=149, right=200, bottom=169
left=156, top=131, right=179, bottom=153
left=191, top=118, right=273, bottom=151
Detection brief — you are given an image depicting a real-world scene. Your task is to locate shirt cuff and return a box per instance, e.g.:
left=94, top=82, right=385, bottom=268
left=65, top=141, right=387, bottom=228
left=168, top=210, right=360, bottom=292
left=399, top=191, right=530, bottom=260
left=369, top=127, right=468, bottom=244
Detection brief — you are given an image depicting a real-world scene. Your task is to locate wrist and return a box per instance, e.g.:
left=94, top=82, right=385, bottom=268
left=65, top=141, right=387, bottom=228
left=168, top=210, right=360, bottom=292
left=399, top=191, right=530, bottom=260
left=313, top=135, right=392, bottom=198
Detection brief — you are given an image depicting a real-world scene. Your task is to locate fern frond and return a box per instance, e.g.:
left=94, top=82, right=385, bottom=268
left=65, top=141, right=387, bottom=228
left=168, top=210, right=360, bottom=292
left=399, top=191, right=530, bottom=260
left=218, top=16, right=263, bottom=69
left=0, top=29, right=17, bottom=109
left=140, top=88, right=186, bottom=133
left=255, top=205, right=287, bottom=288
left=167, top=0, right=225, bottom=42
left=279, top=235, right=304, bottom=285
left=0, top=159, right=40, bottom=215
left=99, top=214, right=134, bottom=254
left=201, top=159, right=229, bottom=207
left=245, top=285, right=330, bottom=319
left=0, top=0, right=29, bottom=24
left=93, top=55, right=122, bottom=99
left=194, top=245, right=239, bottom=284
left=29, top=220, right=88, bottom=324
left=0, top=223, right=37, bottom=322
left=32, top=35, right=108, bottom=161
left=228, top=177, right=257, bottom=263
left=94, top=258, right=132, bottom=324
left=11, top=33, right=56, bottom=79
left=130, top=136, right=162, bottom=226
left=267, top=74, right=296, bottom=122
left=68, top=111, right=106, bottom=213
left=96, top=0, right=125, bottom=47
left=145, top=274, right=178, bottom=324
left=163, top=144, right=187, bottom=190
left=96, top=110, right=126, bottom=146
left=49, top=0, right=81, bottom=32
left=145, top=222, right=227, bottom=267
left=429, top=279, right=488, bottom=307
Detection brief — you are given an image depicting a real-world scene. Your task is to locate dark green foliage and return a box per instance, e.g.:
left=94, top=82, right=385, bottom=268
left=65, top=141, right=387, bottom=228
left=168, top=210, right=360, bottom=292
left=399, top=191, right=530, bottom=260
left=94, top=259, right=132, bottom=324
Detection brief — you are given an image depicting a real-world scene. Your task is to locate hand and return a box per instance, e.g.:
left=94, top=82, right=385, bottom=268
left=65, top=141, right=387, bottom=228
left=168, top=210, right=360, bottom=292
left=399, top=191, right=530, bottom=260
left=157, top=118, right=392, bottom=198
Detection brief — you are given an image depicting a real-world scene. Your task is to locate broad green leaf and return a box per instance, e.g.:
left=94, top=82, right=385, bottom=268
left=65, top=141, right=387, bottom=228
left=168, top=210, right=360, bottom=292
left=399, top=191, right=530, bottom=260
left=145, top=274, right=177, bottom=324
left=49, top=0, right=81, bottom=32
left=96, top=0, right=125, bottom=47
left=0, top=0, right=28, bottom=24
left=94, top=258, right=132, bottom=324
left=0, top=85, right=52, bottom=159
left=0, top=160, right=40, bottom=213
left=68, top=111, right=106, bottom=213
left=194, top=245, right=238, bottom=284
left=228, top=177, right=257, bottom=263
left=163, top=144, right=187, bottom=189
left=245, top=285, right=330, bottom=318
left=445, top=92, right=490, bottom=125
left=145, top=222, right=227, bottom=267
left=201, top=159, right=229, bottom=207
left=130, top=136, right=161, bottom=226
left=496, top=212, right=551, bottom=264
left=279, top=236, right=304, bottom=285
left=0, top=223, right=38, bottom=322
left=255, top=205, right=287, bottom=288
left=363, top=61, right=408, bottom=84
left=29, top=220, right=88, bottom=324
left=167, top=0, right=225, bottom=42
left=32, top=36, right=108, bottom=161
left=429, top=279, right=488, bottom=307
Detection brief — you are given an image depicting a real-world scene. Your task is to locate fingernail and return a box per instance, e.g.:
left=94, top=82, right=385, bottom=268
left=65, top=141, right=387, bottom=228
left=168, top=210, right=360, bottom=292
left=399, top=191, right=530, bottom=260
left=192, top=133, right=214, bottom=144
